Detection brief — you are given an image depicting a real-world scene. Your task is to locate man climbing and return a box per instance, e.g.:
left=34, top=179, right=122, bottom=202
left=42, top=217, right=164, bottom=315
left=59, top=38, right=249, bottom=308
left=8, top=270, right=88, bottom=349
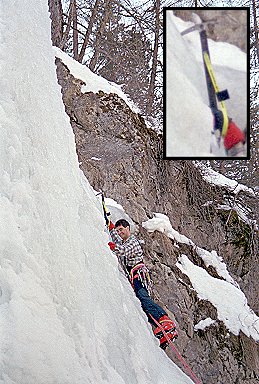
left=108, top=218, right=178, bottom=349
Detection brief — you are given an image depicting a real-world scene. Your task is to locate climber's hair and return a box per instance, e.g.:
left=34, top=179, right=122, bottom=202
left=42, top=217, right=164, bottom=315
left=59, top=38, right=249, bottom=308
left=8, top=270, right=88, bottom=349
left=115, top=219, right=130, bottom=229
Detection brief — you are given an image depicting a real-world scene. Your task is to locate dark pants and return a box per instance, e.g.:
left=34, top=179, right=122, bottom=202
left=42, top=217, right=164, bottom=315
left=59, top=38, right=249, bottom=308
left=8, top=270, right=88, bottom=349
left=133, top=277, right=166, bottom=326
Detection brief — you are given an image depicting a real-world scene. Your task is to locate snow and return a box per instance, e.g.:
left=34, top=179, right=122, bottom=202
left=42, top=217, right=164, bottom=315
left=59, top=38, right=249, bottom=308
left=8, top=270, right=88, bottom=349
left=98, top=195, right=136, bottom=234
left=0, top=1, right=194, bottom=383
left=54, top=47, right=140, bottom=114
left=194, top=162, right=255, bottom=196
left=194, top=247, right=237, bottom=287
left=194, top=318, right=216, bottom=331
left=216, top=203, right=254, bottom=227
left=177, top=255, right=259, bottom=341
left=142, top=213, right=193, bottom=246
left=194, top=163, right=256, bottom=226
left=165, top=12, right=213, bottom=157
left=143, top=214, right=259, bottom=342
left=142, top=213, right=235, bottom=285
left=165, top=12, right=247, bottom=157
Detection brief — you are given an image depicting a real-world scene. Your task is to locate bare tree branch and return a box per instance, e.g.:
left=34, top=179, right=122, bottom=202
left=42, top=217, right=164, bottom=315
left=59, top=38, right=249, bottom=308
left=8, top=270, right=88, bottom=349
left=78, top=0, right=101, bottom=63
left=146, top=0, right=161, bottom=116
left=60, top=0, right=74, bottom=50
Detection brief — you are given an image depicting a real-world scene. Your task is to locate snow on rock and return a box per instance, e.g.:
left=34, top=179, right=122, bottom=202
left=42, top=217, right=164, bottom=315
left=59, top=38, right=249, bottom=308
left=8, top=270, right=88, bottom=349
left=0, top=1, right=194, bottom=383
left=143, top=214, right=259, bottom=340
left=177, top=255, right=259, bottom=342
left=142, top=213, right=235, bottom=284
left=216, top=203, right=255, bottom=227
left=54, top=47, right=140, bottom=114
left=194, top=318, right=216, bottom=331
left=194, top=247, right=238, bottom=287
left=143, top=213, right=193, bottom=246
left=194, top=162, right=255, bottom=196
left=194, top=163, right=256, bottom=226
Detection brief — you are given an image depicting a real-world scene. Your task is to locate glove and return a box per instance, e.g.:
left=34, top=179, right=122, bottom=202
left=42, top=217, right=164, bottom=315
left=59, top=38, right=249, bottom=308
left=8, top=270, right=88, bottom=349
left=108, top=221, right=115, bottom=231
left=224, top=120, right=245, bottom=150
left=108, top=242, right=116, bottom=251
left=213, top=109, right=224, bottom=132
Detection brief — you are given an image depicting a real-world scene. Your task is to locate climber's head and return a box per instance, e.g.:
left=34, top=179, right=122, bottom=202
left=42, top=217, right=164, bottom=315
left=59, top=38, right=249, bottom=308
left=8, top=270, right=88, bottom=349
left=115, top=219, right=130, bottom=241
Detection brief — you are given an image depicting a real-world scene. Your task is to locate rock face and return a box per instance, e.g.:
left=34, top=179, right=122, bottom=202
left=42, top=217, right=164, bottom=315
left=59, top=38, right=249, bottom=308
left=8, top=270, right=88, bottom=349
left=174, top=9, right=248, bottom=53
left=55, top=59, right=258, bottom=383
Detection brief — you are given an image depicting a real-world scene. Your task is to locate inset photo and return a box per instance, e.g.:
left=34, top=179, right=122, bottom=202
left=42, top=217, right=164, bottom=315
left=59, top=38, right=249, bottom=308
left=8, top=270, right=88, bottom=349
left=163, top=8, right=249, bottom=159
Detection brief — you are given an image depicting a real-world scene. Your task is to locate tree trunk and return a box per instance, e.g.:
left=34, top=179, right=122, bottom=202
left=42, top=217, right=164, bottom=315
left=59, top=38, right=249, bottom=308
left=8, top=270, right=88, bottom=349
left=89, top=0, right=112, bottom=72
left=252, top=0, right=259, bottom=65
left=77, top=0, right=101, bottom=63
left=48, top=0, right=63, bottom=47
left=146, top=0, right=160, bottom=116
left=60, top=0, right=74, bottom=50
left=72, top=0, right=78, bottom=60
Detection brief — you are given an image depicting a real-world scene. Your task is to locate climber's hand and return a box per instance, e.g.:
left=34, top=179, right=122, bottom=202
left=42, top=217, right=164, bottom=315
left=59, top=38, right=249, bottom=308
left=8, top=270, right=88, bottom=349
left=108, top=242, right=116, bottom=251
left=224, top=120, right=245, bottom=157
left=224, top=120, right=245, bottom=150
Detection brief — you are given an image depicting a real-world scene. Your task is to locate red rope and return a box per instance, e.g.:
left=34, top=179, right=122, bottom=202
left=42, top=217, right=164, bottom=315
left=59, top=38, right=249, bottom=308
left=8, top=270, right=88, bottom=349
left=149, top=314, right=202, bottom=384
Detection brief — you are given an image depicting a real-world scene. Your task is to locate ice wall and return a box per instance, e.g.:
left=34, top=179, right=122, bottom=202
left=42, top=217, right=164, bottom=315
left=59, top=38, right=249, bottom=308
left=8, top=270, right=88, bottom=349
left=0, top=1, right=193, bottom=383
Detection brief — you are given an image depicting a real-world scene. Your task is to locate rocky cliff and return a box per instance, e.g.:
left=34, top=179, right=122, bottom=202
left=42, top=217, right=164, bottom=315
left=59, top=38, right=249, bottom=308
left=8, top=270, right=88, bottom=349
left=55, top=57, right=258, bottom=383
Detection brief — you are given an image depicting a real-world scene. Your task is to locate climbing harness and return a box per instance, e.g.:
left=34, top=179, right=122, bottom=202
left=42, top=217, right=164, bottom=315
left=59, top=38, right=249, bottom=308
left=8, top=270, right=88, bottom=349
left=129, top=263, right=152, bottom=295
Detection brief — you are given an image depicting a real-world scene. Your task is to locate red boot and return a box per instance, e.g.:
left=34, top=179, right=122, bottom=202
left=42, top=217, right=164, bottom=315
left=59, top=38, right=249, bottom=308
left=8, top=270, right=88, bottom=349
left=153, top=315, right=177, bottom=340
left=160, top=329, right=178, bottom=349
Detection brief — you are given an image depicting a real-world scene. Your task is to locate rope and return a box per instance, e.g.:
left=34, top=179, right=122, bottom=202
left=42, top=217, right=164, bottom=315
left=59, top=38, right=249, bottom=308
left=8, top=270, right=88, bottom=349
left=149, top=314, right=202, bottom=384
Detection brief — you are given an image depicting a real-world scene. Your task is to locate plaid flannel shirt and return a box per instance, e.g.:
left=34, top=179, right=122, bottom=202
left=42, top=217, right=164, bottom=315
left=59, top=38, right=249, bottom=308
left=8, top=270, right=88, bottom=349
left=110, top=228, right=143, bottom=268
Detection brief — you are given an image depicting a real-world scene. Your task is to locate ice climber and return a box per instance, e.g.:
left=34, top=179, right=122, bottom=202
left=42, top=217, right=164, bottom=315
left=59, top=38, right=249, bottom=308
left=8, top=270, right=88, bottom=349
left=108, top=218, right=178, bottom=349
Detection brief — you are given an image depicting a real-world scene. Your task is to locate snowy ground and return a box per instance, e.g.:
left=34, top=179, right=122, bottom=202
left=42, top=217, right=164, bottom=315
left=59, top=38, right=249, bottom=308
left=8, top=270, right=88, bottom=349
left=165, top=11, right=247, bottom=158
left=0, top=1, right=195, bottom=383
